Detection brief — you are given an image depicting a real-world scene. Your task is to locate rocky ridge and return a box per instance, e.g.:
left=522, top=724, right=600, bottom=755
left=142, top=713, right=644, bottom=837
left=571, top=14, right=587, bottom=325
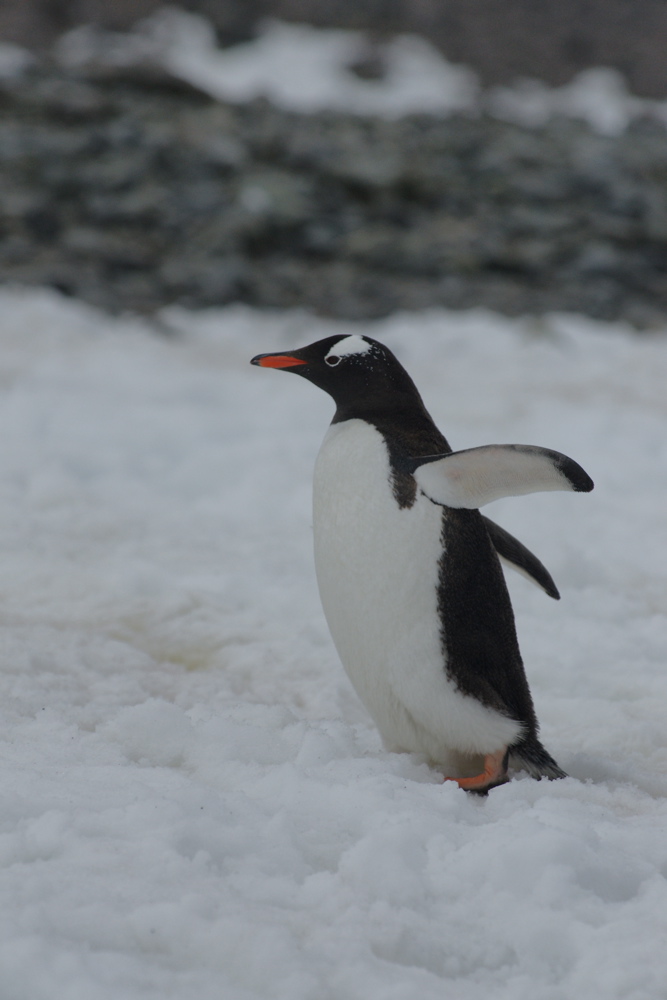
left=2, top=64, right=667, bottom=325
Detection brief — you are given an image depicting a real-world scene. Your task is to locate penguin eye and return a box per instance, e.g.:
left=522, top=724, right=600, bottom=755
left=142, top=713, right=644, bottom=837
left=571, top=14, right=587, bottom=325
left=325, top=356, right=341, bottom=367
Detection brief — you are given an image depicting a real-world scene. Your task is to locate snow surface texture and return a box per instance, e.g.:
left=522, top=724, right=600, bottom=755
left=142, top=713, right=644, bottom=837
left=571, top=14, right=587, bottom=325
left=55, top=11, right=667, bottom=134
left=1, top=287, right=667, bottom=998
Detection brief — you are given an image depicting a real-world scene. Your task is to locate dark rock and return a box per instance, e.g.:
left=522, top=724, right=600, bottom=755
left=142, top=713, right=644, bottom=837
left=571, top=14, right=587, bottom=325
left=0, top=0, right=263, bottom=51
left=2, top=63, right=667, bottom=327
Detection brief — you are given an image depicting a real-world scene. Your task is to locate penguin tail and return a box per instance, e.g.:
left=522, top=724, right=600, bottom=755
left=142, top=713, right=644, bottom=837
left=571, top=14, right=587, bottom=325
left=508, top=737, right=567, bottom=781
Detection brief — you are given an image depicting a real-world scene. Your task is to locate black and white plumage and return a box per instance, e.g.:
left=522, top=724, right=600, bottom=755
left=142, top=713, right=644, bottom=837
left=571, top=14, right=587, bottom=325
left=251, top=334, right=593, bottom=792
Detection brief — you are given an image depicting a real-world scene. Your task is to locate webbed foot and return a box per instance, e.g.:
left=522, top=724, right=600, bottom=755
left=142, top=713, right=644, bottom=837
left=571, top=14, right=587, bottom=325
left=444, top=748, right=509, bottom=795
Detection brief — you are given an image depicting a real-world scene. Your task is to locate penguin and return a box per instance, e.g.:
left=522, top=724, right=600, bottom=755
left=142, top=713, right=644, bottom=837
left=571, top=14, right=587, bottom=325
left=251, top=334, right=593, bottom=792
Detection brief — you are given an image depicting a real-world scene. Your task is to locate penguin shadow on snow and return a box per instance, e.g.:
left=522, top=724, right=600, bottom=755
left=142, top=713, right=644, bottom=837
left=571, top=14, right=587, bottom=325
left=252, top=334, right=594, bottom=795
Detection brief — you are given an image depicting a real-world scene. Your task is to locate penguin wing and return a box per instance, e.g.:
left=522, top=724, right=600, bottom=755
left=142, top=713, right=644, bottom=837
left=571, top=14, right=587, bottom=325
left=482, top=516, right=560, bottom=600
left=409, top=444, right=593, bottom=509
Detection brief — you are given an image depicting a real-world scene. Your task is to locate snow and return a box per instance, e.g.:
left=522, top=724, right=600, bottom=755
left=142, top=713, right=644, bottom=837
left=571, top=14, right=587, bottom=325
left=56, top=12, right=479, bottom=120
left=54, top=10, right=667, bottom=133
left=152, top=13, right=667, bottom=131
left=0, top=284, right=666, bottom=998
left=162, top=17, right=479, bottom=119
left=486, top=67, right=667, bottom=137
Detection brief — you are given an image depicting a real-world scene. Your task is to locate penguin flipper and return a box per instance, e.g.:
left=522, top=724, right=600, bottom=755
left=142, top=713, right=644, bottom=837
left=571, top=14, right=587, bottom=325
left=410, top=444, right=593, bottom=509
left=483, top=516, right=560, bottom=600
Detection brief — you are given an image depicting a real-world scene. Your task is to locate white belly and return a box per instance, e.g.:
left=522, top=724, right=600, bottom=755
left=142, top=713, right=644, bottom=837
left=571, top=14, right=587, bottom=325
left=312, top=420, right=521, bottom=770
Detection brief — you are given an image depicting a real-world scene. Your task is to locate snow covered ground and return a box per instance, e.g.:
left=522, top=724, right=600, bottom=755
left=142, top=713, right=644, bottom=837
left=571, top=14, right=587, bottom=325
left=0, top=285, right=666, bottom=998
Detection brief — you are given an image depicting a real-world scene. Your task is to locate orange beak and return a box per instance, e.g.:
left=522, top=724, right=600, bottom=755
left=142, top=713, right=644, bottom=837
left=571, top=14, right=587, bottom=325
left=251, top=354, right=308, bottom=369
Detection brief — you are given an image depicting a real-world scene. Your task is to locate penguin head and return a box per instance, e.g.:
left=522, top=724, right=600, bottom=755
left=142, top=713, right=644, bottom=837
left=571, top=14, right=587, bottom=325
left=251, top=335, right=422, bottom=418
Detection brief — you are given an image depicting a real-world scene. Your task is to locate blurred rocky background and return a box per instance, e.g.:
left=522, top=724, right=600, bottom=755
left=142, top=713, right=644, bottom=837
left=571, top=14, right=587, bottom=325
left=2, top=0, right=667, bottom=325
left=5, top=0, right=667, bottom=96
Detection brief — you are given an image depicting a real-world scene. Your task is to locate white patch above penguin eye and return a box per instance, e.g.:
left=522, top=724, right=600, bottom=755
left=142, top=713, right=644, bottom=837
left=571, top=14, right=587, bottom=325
left=324, top=335, right=372, bottom=365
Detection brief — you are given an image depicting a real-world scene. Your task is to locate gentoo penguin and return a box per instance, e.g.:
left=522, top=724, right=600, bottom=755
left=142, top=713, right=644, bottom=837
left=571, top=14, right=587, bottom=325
left=251, top=334, right=593, bottom=792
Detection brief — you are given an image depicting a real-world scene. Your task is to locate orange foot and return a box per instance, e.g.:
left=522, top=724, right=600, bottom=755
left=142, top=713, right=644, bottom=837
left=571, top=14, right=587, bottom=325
left=445, top=748, right=509, bottom=796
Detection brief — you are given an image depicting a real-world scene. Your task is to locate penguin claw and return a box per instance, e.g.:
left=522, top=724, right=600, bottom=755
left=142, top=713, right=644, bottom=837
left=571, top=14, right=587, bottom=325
left=444, top=749, right=509, bottom=795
